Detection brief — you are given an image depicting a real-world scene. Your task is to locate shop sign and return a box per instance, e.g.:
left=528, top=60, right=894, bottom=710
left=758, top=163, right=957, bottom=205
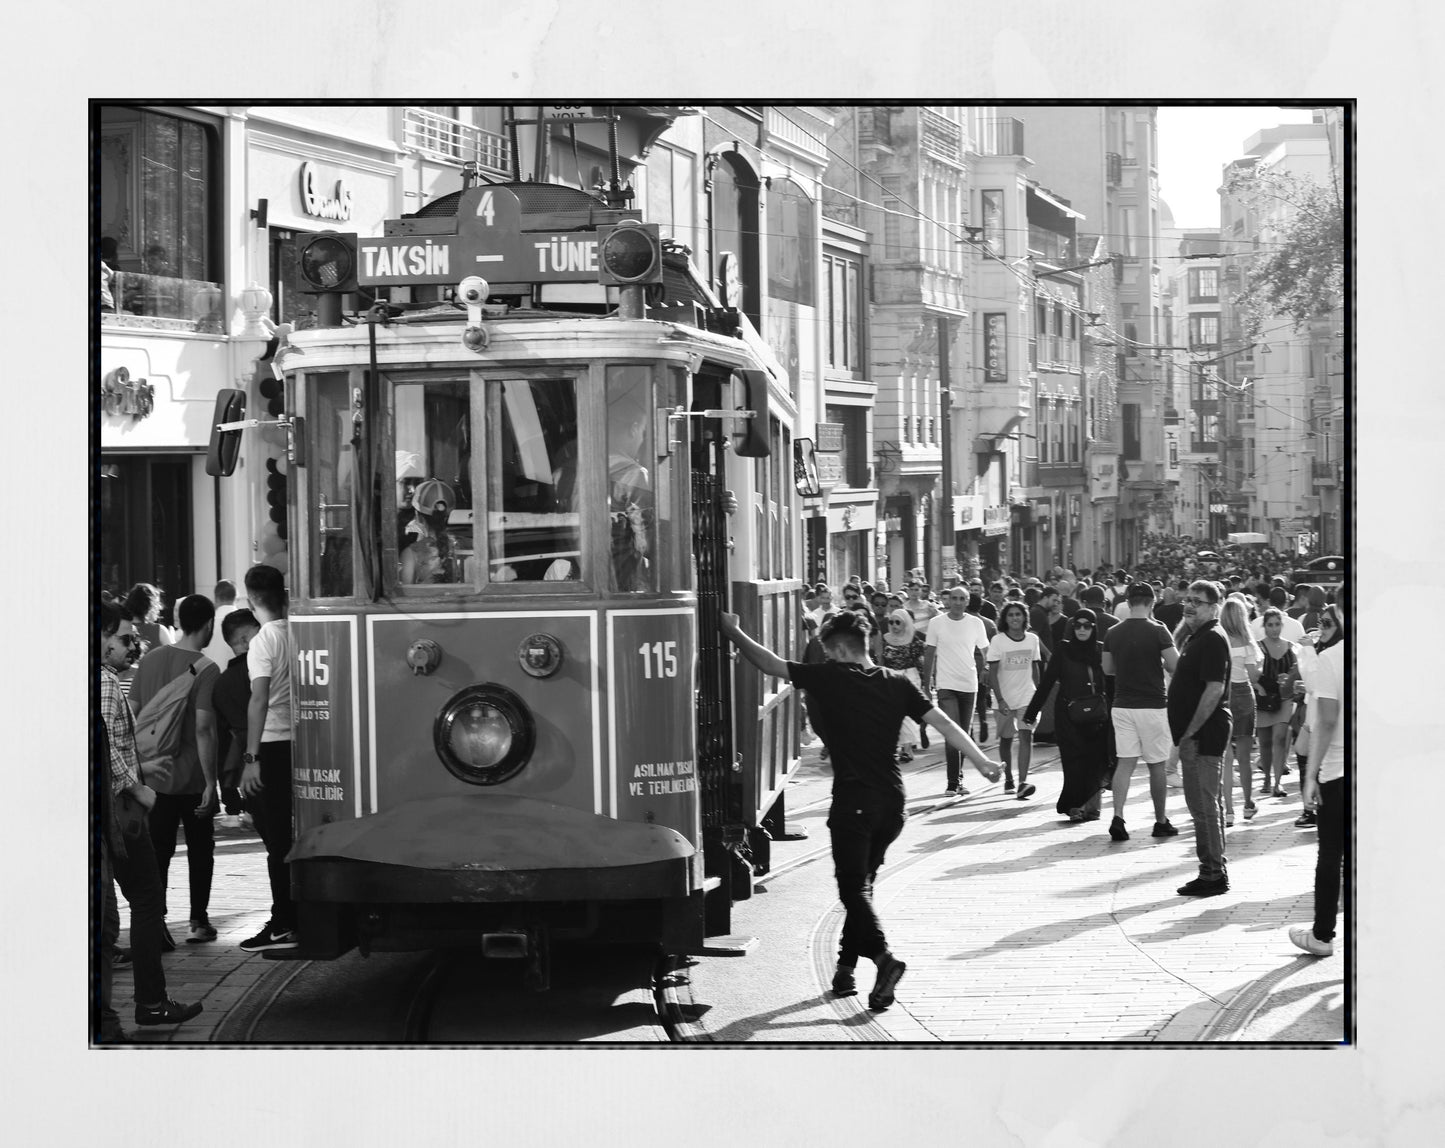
left=983, top=503, right=1009, bottom=526
left=984, top=313, right=1008, bottom=382
left=1069, top=494, right=1081, bottom=530
left=953, top=494, right=982, bottom=530
left=299, top=162, right=353, bottom=222
left=815, top=452, right=844, bottom=488
left=1089, top=456, right=1118, bottom=501
left=815, top=422, right=844, bottom=453
left=100, top=366, right=153, bottom=419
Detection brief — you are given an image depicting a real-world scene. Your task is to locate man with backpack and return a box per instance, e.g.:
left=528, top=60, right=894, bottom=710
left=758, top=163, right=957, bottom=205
left=129, top=594, right=222, bottom=945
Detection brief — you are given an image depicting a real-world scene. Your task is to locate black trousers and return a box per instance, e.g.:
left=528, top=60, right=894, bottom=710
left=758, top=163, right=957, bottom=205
left=829, top=802, right=906, bottom=965
left=1313, top=777, right=1346, bottom=943
left=245, top=741, right=296, bottom=932
left=149, top=791, right=215, bottom=922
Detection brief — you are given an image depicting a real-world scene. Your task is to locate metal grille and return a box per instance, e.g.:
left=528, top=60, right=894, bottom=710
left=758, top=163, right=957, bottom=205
left=691, top=463, right=734, bottom=830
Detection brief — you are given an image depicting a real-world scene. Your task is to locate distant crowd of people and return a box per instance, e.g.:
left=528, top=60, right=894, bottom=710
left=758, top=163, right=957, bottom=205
left=729, top=552, right=1345, bottom=1012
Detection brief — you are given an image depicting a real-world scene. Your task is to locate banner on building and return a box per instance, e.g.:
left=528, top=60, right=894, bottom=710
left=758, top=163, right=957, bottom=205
left=984, top=313, right=1008, bottom=382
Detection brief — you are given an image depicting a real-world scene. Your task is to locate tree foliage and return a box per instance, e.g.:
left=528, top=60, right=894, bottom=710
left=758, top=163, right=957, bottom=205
left=1224, top=167, right=1343, bottom=338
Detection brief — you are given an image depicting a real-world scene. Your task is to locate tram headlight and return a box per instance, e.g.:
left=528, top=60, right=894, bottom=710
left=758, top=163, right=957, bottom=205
left=433, top=684, right=536, bottom=786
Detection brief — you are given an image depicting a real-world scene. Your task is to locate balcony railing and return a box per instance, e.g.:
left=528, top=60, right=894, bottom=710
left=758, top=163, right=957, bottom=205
left=920, top=108, right=963, bottom=161
left=402, top=108, right=511, bottom=176
left=975, top=117, right=1025, bottom=157
left=765, top=107, right=830, bottom=162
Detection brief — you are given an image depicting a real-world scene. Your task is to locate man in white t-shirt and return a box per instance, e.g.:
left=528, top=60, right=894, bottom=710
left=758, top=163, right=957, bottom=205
left=238, top=564, right=298, bottom=954
left=201, top=579, right=243, bottom=669
left=922, top=586, right=990, bottom=796
left=1290, top=612, right=1345, bottom=957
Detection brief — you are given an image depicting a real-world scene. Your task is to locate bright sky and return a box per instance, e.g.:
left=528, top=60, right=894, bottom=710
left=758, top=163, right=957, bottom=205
left=1155, top=104, right=1317, bottom=230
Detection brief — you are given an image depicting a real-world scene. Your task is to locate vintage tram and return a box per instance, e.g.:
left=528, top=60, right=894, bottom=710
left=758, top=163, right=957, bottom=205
left=209, top=178, right=804, bottom=982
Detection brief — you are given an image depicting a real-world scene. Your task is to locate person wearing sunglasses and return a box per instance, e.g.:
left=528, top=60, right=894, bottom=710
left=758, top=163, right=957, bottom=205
left=1023, top=609, right=1112, bottom=820
left=1289, top=604, right=1346, bottom=956
left=1166, top=581, right=1235, bottom=897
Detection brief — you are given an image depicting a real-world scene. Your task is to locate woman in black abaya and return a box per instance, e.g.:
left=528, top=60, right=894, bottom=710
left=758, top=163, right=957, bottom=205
left=1024, top=608, right=1113, bottom=822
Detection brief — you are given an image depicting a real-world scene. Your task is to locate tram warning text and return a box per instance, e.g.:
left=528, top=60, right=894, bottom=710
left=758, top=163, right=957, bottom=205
left=628, top=760, right=696, bottom=797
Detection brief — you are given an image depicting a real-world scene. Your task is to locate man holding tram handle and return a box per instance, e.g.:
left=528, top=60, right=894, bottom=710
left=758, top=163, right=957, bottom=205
left=720, top=608, right=1003, bottom=1012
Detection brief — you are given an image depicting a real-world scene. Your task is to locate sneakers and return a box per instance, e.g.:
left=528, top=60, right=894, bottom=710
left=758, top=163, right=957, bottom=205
left=868, top=954, right=907, bottom=1011
left=944, top=787, right=960, bottom=797
left=1151, top=820, right=1179, bottom=838
left=112, top=947, right=133, bottom=968
left=897, top=748, right=914, bottom=763
left=135, top=997, right=203, bottom=1026
left=1289, top=926, right=1334, bottom=957
left=1243, top=803, right=1258, bottom=821
left=187, top=919, right=218, bottom=944
left=1108, top=816, right=1129, bottom=842
left=1295, top=810, right=1317, bottom=828
left=1016, top=782, right=1036, bottom=800
left=1003, top=780, right=1016, bottom=794
left=1177, top=876, right=1230, bottom=897
left=239, top=924, right=298, bottom=953
left=831, top=966, right=858, bottom=997
left=1225, top=814, right=1234, bottom=828
left=216, top=814, right=242, bottom=829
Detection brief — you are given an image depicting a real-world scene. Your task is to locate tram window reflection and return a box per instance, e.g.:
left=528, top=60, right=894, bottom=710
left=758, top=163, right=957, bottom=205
left=395, top=380, right=473, bottom=586
left=607, top=366, right=655, bottom=592
left=312, top=372, right=354, bottom=598
left=484, top=379, right=581, bottom=583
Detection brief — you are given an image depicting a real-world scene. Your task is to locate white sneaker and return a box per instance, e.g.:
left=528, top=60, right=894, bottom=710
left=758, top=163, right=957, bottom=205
left=1289, top=925, right=1334, bottom=957
left=217, top=814, right=241, bottom=828
left=944, top=787, right=960, bottom=797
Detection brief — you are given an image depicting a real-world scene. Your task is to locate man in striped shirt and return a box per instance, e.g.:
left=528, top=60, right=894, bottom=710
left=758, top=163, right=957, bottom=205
left=99, top=599, right=202, bottom=1031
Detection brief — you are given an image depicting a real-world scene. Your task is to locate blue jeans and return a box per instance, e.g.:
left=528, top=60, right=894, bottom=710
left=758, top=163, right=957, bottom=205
left=1179, top=738, right=1227, bottom=882
left=936, top=689, right=977, bottom=790
left=829, top=803, right=906, bottom=964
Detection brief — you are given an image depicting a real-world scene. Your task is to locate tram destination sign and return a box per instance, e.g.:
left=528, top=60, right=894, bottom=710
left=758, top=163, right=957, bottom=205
left=359, top=186, right=610, bottom=287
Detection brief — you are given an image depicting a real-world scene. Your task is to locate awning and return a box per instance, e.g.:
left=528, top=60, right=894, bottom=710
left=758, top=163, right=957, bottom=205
left=1028, top=183, right=1085, bottom=220
left=1227, top=532, right=1269, bottom=545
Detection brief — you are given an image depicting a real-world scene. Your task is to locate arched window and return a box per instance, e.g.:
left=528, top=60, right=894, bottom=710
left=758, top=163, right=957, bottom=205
left=709, top=152, right=761, bottom=329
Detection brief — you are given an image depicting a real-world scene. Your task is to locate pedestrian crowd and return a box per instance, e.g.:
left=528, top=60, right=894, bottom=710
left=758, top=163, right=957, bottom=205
left=771, top=549, right=1345, bottom=1012
left=95, top=566, right=297, bottom=1045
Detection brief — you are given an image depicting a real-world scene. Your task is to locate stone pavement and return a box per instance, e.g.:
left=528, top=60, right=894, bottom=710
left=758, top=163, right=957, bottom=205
left=682, top=735, right=1348, bottom=1043
left=105, top=738, right=1346, bottom=1045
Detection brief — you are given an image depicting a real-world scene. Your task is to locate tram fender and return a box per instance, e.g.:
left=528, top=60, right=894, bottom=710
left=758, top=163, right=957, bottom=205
left=287, top=794, right=696, bottom=874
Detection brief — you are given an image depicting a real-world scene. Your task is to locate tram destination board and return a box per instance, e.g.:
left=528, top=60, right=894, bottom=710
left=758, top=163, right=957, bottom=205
left=360, top=185, right=611, bottom=287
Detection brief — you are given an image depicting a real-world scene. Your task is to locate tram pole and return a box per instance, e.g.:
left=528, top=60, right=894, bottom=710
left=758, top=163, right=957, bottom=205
left=938, top=315, right=956, bottom=587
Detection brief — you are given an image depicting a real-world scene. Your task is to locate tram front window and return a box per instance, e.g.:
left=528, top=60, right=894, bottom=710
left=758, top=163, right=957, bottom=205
left=395, top=380, right=473, bottom=586
left=311, top=371, right=355, bottom=598
left=484, top=379, right=581, bottom=583
left=607, top=366, right=656, bottom=592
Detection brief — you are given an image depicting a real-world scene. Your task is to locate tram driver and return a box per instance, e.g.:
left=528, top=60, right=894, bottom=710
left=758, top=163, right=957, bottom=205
left=607, top=390, right=653, bottom=592
left=400, top=478, right=458, bottom=584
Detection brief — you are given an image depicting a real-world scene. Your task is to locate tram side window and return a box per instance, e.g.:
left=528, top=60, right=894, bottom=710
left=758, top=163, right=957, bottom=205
left=311, top=372, right=355, bottom=598
left=483, top=379, right=581, bottom=583
left=607, top=366, right=656, bottom=593
left=395, top=380, right=473, bottom=587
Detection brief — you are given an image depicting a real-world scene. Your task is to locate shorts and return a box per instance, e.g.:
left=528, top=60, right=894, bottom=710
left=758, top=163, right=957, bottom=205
left=1112, top=707, right=1173, bottom=763
left=1228, top=680, right=1256, bottom=738
left=997, top=710, right=1030, bottom=739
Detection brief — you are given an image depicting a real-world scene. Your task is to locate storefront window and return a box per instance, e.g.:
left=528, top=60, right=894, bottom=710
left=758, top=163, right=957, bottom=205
left=484, top=378, right=581, bottom=584
left=310, top=372, right=355, bottom=598
left=395, top=380, right=475, bottom=588
left=99, top=106, right=221, bottom=324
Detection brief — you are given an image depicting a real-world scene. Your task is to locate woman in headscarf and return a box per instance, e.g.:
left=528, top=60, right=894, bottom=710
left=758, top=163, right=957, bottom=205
left=1024, top=607, right=1113, bottom=822
left=400, top=479, right=457, bottom=584
left=878, top=609, right=928, bottom=763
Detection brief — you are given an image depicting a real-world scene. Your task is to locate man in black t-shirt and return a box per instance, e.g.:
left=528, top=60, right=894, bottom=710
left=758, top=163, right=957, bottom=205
left=1167, top=580, right=1234, bottom=897
left=721, top=608, right=1001, bottom=1012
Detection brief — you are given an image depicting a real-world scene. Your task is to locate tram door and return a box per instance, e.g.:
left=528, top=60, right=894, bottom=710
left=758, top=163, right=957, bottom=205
left=689, top=372, right=747, bottom=923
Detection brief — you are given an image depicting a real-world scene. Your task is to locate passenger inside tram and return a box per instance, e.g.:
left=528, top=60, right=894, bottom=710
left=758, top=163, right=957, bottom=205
left=607, top=369, right=654, bottom=592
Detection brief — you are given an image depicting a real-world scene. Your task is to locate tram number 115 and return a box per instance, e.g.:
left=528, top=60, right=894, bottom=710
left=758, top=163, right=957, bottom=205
left=297, top=649, right=330, bottom=686
left=638, top=641, right=678, bottom=679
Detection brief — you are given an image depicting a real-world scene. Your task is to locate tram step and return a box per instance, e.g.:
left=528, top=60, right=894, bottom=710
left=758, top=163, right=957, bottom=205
left=691, top=934, right=758, bottom=958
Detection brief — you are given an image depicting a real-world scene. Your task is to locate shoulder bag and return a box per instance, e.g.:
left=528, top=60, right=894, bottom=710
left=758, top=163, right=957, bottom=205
left=1066, top=662, right=1110, bottom=727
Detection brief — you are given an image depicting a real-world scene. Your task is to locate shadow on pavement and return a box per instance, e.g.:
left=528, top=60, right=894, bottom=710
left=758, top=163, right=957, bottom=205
left=698, top=995, right=875, bottom=1042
